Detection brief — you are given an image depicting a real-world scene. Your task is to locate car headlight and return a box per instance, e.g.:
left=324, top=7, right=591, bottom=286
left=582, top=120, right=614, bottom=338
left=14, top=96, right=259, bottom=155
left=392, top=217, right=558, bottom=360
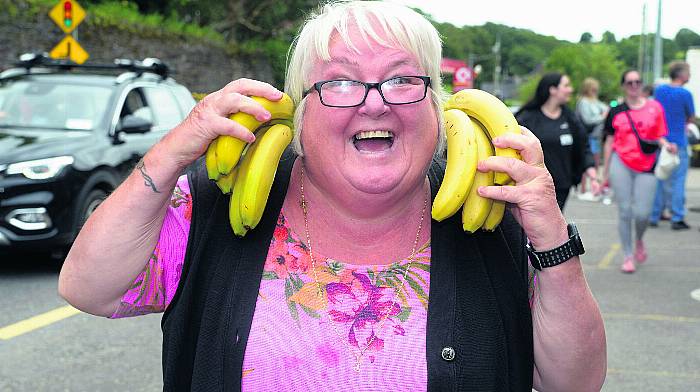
left=6, top=156, right=75, bottom=180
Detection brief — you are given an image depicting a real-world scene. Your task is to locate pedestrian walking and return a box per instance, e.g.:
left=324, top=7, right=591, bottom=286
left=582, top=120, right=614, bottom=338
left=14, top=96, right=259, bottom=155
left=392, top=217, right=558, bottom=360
left=576, top=77, right=609, bottom=199
left=649, top=61, right=696, bottom=230
left=602, top=70, right=674, bottom=273
left=516, top=73, right=598, bottom=210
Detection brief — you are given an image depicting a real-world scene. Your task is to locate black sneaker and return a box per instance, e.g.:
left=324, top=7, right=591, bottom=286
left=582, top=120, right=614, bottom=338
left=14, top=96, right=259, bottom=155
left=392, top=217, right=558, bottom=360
left=671, top=221, right=690, bottom=230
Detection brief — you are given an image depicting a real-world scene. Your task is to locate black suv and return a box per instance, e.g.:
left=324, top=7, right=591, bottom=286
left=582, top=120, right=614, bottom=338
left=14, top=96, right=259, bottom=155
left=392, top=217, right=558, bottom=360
left=0, top=53, right=195, bottom=256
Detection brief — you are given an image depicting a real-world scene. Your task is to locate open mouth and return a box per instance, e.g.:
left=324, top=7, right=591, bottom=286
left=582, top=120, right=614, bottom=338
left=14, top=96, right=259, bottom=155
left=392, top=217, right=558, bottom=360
left=352, top=130, right=394, bottom=152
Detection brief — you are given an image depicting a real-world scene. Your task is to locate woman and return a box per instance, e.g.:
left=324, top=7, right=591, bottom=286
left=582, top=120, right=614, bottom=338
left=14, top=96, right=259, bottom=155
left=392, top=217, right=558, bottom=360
left=576, top=77, right=608, bottom=170
left=516, top=73, right=598, bottom=210
left=602, top=70, right=674, bottom=273
left=58, top=2, right=606, bottom=390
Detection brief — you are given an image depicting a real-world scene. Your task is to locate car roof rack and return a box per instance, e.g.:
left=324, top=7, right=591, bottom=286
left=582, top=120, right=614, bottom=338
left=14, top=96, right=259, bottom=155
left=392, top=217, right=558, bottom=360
left=5, top=52, right=171, bottom=80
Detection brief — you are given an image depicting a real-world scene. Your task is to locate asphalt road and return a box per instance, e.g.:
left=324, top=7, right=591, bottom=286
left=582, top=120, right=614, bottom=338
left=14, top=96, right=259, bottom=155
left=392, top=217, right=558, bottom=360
left=1, top=170, right=699, bottom=391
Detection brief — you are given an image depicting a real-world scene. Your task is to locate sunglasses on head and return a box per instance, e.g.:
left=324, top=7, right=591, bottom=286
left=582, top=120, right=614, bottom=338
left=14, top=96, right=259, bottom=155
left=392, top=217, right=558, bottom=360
left=624, top=79, right=642, bottom=86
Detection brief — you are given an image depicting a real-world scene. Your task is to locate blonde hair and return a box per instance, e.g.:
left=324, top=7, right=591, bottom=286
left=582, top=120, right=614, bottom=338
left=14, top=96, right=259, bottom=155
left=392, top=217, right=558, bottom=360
left=284, top=0, right=447, bottom=157
left=580, top=77, right=600, bottom=97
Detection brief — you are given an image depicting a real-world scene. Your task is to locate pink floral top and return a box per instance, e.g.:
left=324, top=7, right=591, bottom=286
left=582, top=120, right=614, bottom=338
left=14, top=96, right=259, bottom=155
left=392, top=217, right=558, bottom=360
left=112, top=175, right=536, bottom=391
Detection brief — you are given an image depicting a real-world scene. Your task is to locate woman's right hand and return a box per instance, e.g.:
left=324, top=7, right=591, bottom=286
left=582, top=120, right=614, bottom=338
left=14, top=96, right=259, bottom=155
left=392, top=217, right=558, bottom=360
left=161, top=78, right=285, bottom=169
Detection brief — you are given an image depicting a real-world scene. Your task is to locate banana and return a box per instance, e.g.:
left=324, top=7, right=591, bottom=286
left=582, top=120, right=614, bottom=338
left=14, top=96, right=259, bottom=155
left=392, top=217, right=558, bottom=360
left=229, top=142, right=258, bottom=237
left=239, top=123, right=294, bottom=231
left=206, top=93, right=295, bottom=178
left=215, top=135, right=247, bottom=176
left=461, top=119, right=495, bottom=233
left=229, top=178, right=248, bottom=237
left=482, top=199, right=506, bottom=232
left=205, top=138, right=220, bottom=180
left=215, top=165, right=238, bottom=194
left=444, top=89, right=521, bottom=185
left=431, top=109, right=479, bottom=222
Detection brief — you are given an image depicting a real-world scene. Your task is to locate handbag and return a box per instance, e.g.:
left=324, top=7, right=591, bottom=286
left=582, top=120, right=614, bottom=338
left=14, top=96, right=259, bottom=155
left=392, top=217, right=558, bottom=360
left=625, top=110, right=660, bottom=155
left=654, top=147, right=680, bottom=180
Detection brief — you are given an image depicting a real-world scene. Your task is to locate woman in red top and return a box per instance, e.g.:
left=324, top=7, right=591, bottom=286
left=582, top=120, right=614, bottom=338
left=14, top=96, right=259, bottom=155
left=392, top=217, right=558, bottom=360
left=602, top=70, right=674, bottom=273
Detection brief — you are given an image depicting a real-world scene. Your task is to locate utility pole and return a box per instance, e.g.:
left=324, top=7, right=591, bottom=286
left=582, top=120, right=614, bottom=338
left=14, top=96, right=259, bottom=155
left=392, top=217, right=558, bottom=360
left=652, top=0, right=663, bottom=82
left=638, top=3, right=647, bottom=82
left=492, top=34, right=501, bottom=99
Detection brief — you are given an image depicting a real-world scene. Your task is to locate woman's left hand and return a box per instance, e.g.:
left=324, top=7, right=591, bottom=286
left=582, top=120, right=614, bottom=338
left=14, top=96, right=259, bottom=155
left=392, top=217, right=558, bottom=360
left=477, top=126, right=569, bottom=250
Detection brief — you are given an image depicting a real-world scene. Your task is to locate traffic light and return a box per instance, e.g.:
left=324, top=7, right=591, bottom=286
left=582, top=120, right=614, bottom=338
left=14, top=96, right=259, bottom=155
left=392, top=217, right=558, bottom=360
left=609, top=100, right=618, bottom=108
left=63, top=0, right=72, bottom=28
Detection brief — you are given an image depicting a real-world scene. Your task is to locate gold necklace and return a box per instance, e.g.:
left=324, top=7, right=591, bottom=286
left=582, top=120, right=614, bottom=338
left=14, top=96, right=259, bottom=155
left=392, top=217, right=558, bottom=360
left=299, top=164, right=428, bottom=372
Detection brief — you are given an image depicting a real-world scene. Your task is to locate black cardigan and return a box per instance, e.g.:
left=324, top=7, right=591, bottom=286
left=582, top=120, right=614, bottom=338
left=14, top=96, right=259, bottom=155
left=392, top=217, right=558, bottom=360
left=161, top=150, right=534, bottom=391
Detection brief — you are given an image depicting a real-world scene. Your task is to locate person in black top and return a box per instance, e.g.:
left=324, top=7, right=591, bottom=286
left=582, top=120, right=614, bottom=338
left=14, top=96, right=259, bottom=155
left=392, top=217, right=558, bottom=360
left=516, top=73, right=598, bottom=210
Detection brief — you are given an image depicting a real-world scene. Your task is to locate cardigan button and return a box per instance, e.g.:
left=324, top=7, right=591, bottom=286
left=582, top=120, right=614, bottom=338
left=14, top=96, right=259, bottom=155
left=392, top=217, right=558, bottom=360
left=441, top=346, right=456, bottom=361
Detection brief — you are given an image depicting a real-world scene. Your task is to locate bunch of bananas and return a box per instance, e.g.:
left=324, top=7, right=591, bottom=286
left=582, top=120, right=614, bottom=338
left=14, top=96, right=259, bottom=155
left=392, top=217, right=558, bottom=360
left=205, top=94, right=295, bottom=237
left=432, top=89, right=522, bottom=232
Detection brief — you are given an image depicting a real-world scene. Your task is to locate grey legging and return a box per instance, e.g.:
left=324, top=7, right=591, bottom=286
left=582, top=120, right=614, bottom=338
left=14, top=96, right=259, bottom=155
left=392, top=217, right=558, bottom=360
left=609, top=153, right=657, bottom=257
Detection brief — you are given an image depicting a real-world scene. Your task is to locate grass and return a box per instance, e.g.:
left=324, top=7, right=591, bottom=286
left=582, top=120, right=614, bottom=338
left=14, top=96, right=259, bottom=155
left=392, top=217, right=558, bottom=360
left=12, top=0, right=225, bottom=45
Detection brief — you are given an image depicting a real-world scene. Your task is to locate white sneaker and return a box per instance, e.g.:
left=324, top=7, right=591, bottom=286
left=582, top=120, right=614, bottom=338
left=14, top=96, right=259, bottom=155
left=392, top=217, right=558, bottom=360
left=577, top=192, right=601, bottom=202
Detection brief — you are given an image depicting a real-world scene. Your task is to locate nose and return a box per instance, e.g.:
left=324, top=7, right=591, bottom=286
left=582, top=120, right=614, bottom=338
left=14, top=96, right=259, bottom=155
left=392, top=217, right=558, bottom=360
left=358, top=86, right=390, bottom=117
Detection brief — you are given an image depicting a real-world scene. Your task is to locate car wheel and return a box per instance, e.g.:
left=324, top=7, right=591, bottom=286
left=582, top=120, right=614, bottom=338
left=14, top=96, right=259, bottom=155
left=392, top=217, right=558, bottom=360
left=77, top=189, right=107, bottom=231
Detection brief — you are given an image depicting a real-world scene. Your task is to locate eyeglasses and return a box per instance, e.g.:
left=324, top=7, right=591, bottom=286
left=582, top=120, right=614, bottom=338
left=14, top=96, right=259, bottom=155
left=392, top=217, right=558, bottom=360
left=624, top=80, right=642, bottom=87
left=302, top=75, right=431, bottom=108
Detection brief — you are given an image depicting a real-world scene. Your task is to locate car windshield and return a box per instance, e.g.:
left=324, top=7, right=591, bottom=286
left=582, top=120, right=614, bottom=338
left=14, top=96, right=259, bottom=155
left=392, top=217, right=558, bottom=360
left=0, top=79, right=112, bottom=130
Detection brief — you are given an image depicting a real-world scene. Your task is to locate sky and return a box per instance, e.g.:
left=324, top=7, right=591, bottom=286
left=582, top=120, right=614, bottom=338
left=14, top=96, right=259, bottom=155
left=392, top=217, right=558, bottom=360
left=392, top=0, right=696, bottom=43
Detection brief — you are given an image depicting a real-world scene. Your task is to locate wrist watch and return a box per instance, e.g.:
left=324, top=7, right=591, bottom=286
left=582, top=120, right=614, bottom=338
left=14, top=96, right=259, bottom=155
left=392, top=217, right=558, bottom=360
left=526, top=222, right=585, bottom=270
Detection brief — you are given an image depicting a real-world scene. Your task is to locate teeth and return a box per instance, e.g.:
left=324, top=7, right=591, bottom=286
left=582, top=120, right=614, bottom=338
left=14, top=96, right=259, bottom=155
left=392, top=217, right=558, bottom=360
left=355, top=130, right=393, bottom=140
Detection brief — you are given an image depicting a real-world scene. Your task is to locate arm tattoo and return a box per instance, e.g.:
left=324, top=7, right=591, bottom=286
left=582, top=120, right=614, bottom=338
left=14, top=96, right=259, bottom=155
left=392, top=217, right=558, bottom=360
left=136, top=158, right=161, bottom=193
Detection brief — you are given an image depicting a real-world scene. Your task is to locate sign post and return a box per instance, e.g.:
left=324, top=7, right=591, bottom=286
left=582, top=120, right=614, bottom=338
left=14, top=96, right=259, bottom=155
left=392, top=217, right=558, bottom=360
left=48, top=0, right=89, bottom=64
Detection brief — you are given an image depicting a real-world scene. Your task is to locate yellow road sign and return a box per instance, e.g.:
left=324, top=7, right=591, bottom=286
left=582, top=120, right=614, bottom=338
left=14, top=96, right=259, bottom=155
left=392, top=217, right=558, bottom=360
left=49, top=35, right=89, bottom=64
left=49, top=0, right=86, bottom=34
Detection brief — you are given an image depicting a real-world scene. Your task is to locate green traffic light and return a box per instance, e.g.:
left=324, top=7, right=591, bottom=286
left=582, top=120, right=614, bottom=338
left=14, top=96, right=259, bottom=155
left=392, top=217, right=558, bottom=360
left=609, top=100, right=618, bottom=108
left=65, top=19, right=72, bottom=27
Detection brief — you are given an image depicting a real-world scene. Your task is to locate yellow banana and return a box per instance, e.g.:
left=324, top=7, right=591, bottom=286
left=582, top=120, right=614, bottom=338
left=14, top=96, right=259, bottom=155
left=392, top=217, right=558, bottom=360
left=239, top=123, right=294, bottom=231
left=444, top=89, right=521, bottom=185
left=229, top=179, right=248, bottom=237
left=215, top=135, right=247, bottom=176
left=215, top=165, right=238, bottom=194
left=482, top=199, right=506, bottom=231
left=229, top=143, right=258, bottom=237
left=462, top=119, right=495, bottom=233
left=207, top=93, right=295, bottom=178
left=431, top=109, right=479, bottom=222
left=205, top=138, right=220, bottom=181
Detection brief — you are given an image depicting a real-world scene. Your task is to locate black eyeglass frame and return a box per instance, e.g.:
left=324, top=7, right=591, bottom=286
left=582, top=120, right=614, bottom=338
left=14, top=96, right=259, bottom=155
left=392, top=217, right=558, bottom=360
left=302, top=75, right=432, bottom=108
left=623, top=79, right=643, bottom=87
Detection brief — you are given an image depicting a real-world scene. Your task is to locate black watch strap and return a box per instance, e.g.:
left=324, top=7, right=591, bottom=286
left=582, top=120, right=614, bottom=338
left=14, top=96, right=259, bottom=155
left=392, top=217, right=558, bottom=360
left=526, top=223, right=585, bottom=270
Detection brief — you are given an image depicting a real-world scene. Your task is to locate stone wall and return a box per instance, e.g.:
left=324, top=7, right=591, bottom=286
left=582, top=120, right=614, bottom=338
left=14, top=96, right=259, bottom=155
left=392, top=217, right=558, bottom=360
left=0, top=7, right=275, bottom=94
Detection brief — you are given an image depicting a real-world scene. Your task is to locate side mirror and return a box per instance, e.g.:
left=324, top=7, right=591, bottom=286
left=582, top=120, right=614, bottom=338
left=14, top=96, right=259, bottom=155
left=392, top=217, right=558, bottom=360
left=118, top=114, right=152, bottom=134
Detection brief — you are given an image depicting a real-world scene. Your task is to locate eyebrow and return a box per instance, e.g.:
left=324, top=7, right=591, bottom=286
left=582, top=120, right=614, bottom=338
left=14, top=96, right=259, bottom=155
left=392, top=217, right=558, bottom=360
left=328, top=57, right=360, bottom=67
left=327, top=57, right=418, bottom=69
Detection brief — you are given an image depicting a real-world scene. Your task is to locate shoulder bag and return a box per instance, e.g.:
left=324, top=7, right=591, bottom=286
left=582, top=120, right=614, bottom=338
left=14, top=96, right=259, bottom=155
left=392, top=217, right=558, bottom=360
left=624, top=110, right=659, bottom=155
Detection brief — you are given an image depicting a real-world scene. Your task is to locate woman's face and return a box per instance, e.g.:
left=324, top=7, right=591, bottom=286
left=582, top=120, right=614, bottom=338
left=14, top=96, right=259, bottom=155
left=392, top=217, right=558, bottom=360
left=300, top=29, right=438, bottom=198
left=622, top=71, right=643, bottom=99
left=549, top=75, right=573, bottom=105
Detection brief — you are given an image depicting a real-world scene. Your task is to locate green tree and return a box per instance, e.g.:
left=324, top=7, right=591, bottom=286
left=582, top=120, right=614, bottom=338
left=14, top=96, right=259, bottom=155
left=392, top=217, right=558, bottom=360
left=519, top=43, right=624, bottom=103
left=602, top=31, right=616, bottom=44
left=580, top=32, right=593, bottom=43
left=674, top=28, right=700, bottom=52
